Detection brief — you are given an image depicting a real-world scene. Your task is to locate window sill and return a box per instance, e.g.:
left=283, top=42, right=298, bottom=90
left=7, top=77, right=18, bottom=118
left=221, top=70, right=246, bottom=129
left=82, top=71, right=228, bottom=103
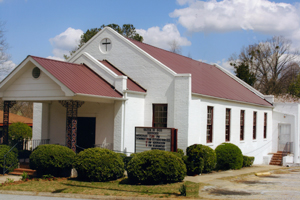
left=206, top=143, right=214, bottom=146
left=240, top=140, right=245, bottom=143
left=253, top=139, right=257, bottom=142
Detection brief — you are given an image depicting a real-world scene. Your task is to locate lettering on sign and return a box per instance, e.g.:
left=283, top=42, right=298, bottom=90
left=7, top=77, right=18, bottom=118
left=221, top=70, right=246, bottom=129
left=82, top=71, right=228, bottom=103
left=135, top=127, right=172, bottom=153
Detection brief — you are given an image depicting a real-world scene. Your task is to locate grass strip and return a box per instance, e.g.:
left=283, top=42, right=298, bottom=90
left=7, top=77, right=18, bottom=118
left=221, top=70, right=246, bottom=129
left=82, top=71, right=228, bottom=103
left=0, top=178, right=201, bottom=199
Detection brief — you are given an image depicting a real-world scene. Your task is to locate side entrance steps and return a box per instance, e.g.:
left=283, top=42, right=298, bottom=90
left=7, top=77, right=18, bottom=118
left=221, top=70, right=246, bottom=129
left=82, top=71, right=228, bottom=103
left=9, top=168, right=37, bottom=177
left=269, top=151, right=283, bottom=166
left=8, top=160, right=37, bottom=177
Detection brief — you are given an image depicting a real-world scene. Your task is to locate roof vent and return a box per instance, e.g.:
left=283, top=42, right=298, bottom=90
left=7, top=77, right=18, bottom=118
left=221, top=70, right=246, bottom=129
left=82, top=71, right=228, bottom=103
left=32, top=67, right=41, bottom=79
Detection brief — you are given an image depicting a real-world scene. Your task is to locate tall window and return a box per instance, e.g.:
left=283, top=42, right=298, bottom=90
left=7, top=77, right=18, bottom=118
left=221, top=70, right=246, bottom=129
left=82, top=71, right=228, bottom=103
left=152, top=104, right=168, bottom=127
left=240, top=110, right=245, bottom=141
left=253, top=111, right=257, bottom=140
left=207, top=106, right=213, bottom=143
left=225, top=108, right=231, bottom=142
left=264, top=113, right=267, bottom=139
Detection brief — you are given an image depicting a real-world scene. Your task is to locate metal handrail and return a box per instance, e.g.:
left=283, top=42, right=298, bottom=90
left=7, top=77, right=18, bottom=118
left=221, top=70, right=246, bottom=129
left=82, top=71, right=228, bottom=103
left=3, top=142, right=19, bottom=175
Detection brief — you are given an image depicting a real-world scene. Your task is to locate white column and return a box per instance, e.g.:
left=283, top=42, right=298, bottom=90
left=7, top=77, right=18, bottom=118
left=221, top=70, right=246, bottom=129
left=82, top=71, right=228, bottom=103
left=173, top=74, right=191, bottom=150
left=113, top=100, right=125, bottom=152
left=33, top=102, right=49, bottom=140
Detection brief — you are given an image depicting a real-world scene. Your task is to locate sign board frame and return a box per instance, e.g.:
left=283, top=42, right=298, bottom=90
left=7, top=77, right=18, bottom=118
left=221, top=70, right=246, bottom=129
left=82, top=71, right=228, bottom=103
left=135, top=127, right=177, bottom=153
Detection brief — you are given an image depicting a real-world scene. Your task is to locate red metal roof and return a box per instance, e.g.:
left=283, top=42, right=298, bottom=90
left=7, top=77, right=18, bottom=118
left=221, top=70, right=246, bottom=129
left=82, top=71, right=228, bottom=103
left=128, top=39, right=272, bottom=106
left=31, top=56, right=122, bottom=98
left=100, top=60, right=146, bottom=93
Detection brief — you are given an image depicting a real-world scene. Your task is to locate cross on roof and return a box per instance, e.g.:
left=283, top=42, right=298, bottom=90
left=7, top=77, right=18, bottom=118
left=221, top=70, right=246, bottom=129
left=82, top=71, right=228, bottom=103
left=102, top=39, right=111, bottom=52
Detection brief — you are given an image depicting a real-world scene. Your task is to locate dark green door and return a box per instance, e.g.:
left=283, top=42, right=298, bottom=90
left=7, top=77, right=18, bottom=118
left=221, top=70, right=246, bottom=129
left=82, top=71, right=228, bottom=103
left=77, top=117, right=96, bottom=152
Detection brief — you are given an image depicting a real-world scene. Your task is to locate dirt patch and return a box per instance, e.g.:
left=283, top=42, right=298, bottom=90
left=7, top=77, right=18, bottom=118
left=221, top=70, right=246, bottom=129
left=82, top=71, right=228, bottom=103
left=239, top=180, right=273, bottom=185
left=209, top=188, right=253, bottom=196
left=257, top=175, right=280, bottom=178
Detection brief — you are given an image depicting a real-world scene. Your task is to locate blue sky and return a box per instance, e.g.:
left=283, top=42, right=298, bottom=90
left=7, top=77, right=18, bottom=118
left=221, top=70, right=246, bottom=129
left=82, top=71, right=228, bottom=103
left=1, top=0, right=300, bottom=79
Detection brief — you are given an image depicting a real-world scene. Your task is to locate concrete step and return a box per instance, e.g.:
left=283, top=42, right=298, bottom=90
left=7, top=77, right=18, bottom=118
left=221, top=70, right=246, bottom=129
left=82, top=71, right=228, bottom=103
left=9, top=168, right=36, bottom=176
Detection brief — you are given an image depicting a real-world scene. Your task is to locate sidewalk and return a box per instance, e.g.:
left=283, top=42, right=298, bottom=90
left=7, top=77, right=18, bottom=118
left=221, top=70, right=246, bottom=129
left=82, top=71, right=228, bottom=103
left=0, top=174, right=22, bottom=184
left=184, top=164, right=284, bottom=183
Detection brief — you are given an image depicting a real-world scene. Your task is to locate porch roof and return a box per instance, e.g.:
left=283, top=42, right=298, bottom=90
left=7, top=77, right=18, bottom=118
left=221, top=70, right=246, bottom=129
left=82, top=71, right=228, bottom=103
left=31, top=56, right=123, bottom=98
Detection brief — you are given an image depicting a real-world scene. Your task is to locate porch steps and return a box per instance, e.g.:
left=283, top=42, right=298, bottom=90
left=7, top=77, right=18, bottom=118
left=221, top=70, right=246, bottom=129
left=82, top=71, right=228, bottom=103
left=9, top=168, right=36, bottom=177
left=269, top=151, right=283, bottom=166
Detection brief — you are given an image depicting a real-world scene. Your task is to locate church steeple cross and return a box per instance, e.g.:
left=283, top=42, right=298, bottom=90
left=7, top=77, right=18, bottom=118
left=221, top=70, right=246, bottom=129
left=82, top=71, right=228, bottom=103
left=102, top=39, right=111, bottom=51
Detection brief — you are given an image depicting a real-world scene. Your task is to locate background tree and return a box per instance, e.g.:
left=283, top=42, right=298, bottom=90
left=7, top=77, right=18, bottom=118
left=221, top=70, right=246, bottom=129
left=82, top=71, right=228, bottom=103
left=231, top=62, right=256, bottom=86
left=64, top=24, right=143, bottom=60
left=0, top=21, right=12, bottom=75
left=169, top=39, right=182, bottom=55
left=0, top=101, right=33, bottom=118
left=229, top=36, right=300, bottom=95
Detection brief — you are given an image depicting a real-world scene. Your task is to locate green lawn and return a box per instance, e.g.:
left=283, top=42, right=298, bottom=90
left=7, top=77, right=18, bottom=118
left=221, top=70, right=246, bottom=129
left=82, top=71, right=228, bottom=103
left=0, top=178, right=201, bottom=199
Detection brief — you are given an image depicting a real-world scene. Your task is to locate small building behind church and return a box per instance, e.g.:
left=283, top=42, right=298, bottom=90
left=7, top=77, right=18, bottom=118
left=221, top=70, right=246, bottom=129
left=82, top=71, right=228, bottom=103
left=0, top=27, right=280, bottom=164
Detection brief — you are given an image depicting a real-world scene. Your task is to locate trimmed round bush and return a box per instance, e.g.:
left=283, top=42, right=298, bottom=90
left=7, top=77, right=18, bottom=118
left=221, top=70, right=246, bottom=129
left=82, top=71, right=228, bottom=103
left=243, top=156, right=255, bottom=167
left=215, top=143, right=243, bottom=170
left=127, top=150, right=187, bottom=184
left=0, top=145, right=18, bottom=173
left=74, top=148, right=124, bottom=182
left=172, top=148, right=184, bottom=159
left=185, top=144, right=216, bottom=175
left=29, top=144, right=76, bottom=177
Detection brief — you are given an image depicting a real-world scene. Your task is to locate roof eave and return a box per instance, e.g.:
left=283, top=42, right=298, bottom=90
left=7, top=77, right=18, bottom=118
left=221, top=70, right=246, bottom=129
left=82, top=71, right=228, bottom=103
left=192, top=93, right=273, bottom=108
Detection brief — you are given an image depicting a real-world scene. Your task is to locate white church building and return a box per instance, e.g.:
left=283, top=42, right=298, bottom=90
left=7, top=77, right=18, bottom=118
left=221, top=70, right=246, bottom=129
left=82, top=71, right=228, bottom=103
left=0, top=27, right=294, bottom=165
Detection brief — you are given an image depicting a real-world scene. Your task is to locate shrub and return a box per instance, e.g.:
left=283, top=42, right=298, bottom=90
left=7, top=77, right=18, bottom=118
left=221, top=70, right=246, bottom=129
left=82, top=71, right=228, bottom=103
left=74, top=148, right=124, bottom=182
left=0, top=145, right=18, bottom=173
left=215, top=143, right=243, bottom=170
left=118, top=153, right=133, bottom=170
left=243, top=156, right=255, bottom=167
left=127, top=150, right=186, bottom=184
left=185, top=144, right=216, bottom=175
left=172, top=148, right=184, bottom=159
left=29, top=144, right=76, bottom=177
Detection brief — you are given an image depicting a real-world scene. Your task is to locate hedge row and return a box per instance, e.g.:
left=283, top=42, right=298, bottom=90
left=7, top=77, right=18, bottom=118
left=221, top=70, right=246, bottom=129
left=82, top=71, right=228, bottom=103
left=27, top=143, right=254, bottom=184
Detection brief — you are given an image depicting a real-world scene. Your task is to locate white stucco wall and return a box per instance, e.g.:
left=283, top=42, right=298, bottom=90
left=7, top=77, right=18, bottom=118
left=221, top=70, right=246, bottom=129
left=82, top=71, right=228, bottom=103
left=189, top=95, right=273, bottom=164
left=123, top=92, right=145, bottom=153
left=273, top=103, right=299, bottom=163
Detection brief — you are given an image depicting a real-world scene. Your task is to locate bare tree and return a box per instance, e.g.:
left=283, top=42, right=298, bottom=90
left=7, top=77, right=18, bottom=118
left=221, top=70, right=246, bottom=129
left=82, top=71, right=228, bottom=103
left=0, top=21, right=13, bottom=76
left=0, top=101, right=33, bottom=119
left=169, top=39, right=182, bottom=55
left=229, top=36, right=300, bottom=95
left=0, top=21, right=9, bottom=64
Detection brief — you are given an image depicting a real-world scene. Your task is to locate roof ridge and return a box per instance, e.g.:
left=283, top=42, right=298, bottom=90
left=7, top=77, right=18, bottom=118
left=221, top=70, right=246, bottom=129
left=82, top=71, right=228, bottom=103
left=30, top=55, right=83, bottom=66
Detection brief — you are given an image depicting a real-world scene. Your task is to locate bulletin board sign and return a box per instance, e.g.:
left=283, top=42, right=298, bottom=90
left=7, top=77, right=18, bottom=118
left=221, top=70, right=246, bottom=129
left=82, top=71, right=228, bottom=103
left=135, top=127, right=177, bottom=153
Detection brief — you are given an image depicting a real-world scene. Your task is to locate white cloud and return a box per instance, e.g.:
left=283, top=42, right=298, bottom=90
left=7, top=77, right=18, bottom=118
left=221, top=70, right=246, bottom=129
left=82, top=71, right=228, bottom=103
left=170, top=0, right=300, bottom=45
left=46, top=56, right=65, bottom=61
left=49, top=27, right=83, bottom=60
left=0, top=60, right=16, bottom=81
left=136, top=24, right=191, bottom=50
